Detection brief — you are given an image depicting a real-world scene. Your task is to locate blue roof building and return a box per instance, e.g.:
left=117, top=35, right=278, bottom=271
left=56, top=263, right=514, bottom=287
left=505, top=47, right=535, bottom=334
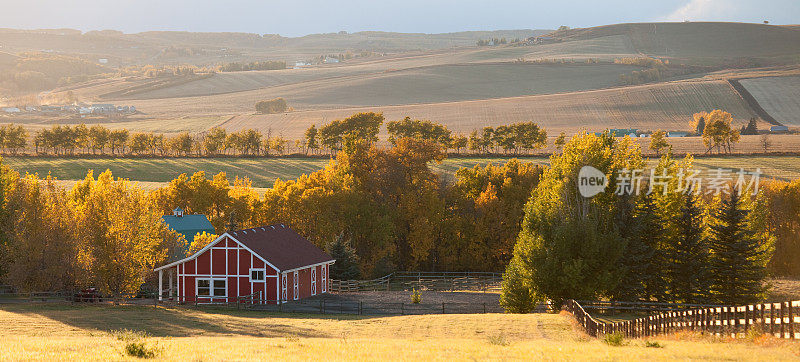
left=161, top=207, right=215, bottom=245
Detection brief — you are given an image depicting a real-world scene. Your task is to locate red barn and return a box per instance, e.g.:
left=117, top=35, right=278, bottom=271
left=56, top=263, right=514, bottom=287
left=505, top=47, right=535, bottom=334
left=155, top=224, right=335, bottom=304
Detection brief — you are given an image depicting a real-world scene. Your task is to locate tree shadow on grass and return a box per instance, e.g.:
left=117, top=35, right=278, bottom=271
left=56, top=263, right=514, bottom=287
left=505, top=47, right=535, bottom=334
left=0, top=303, right=355, bottom=338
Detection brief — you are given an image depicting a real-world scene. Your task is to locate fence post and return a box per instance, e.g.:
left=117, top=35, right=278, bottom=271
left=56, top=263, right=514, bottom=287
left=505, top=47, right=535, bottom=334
left=401, top=303, right=404, bottom=315
left=781, top=302, right=786, bottom=338
left=359, top=301, right=362, bottom=315
left=770, top=304, right=775, bottom=336
left=789, top=301, right=794, bottom=339
left=483, top=302, right=487, bottom=314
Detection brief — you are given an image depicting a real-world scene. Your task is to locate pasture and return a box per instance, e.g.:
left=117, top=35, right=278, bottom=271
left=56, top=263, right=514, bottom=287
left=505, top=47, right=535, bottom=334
left=0, top=304, right=796, bottom=360
left=6, top=154, right=800, bottom=192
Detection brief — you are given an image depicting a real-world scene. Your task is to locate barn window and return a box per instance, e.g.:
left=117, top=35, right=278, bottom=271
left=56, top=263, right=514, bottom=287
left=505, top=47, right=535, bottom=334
left=197, top=278, right=226, bottom=298
left=321, top=265, right=327, bottom=293
left=250, top=268, right=266, bottom=281
left=281, top=273, right=287, bottom=301
left=197, top=279, right=211, bottom=296
left=311, top=268, right=317, bottom=295
left=293, top=271, right=299, bottom=300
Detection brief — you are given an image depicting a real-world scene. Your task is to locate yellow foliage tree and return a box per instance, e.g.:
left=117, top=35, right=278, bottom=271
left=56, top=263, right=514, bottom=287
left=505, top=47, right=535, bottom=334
left=696, top=110, right=740, bottom=154
left=71, top=170, right=178, bottom=299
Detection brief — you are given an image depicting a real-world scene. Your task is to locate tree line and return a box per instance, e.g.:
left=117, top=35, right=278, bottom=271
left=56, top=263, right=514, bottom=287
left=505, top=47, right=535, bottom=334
left=500, top=132, right=778, bottom=312
left=2, top=114, right=549, bottom=157
left=304, top=113, right=548, bottom=156
left=2, top=129, right=799, bottom=300
left=0, top=137, right=542, bottom=295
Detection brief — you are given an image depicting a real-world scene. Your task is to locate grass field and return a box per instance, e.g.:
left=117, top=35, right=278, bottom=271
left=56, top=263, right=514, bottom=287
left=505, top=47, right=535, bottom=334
left=6, top=154, right=800, bottom=192
left=740, top=76, right=800, bottom=127
left=0, top=304, right=796, bottom=360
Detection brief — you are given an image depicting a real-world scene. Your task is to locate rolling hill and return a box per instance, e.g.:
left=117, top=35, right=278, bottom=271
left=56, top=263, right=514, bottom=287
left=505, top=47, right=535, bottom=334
left=554, top=22, right=800, bottom=63
left=739, top=76, right=800, bottom=126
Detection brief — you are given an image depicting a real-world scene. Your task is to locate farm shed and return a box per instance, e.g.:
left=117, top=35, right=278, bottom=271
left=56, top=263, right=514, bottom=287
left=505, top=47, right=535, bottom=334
left=154, top=224, right=334, bottom=304
left=161, top=207, right=215, bottom=246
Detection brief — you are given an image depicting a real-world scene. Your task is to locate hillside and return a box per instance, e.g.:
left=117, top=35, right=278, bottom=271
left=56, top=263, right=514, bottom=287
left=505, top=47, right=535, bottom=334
left=106, top=78, right=757, bottom=137
left=555, top=22, right=800, bottom=64
left=739, top=76, right=800, bottom=126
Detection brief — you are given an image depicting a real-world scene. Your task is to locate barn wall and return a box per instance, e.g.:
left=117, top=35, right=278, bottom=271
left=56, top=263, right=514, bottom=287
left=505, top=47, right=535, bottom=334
left=176, top=236, right=280, bottom=304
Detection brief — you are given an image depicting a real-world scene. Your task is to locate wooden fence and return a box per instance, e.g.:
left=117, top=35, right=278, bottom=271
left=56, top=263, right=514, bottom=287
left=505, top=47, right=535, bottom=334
left=329, top=271, right=502, bottom=293
left=565, top=299, right=800, bottom=339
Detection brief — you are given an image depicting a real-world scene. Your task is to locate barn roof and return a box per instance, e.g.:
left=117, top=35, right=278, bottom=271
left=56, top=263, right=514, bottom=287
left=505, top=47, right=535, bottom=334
left=154, top=224, right=334, bottom=272
left=230, top=225, right=334, bottom=271
left=161, top=214, right=215, bottom=243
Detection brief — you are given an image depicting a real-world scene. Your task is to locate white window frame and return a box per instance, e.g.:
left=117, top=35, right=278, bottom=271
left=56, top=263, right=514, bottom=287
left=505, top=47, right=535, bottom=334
left=196, top=277, right=227, bottom=299
left=321, top=264, right=327, bottom=293
left=281, top=273, right=287, bottom=301
left=293, top=270, right=299, bottom=300
left=311, top=267, right=317, bottom=296
left=249, top=268, right=266, bottom=282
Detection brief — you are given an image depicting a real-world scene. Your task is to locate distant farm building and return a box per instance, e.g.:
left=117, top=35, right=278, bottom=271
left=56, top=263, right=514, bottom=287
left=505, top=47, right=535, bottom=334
left=667, top=131, right=690, bottom=137
left=323, top=57, right=340, bottom=64
left=154, top=224, right=335, bottom=304
left=161, top=207, right=215, bottom=246
left=1, top=107, right=20, bottom=113
left=609, top=129, right=638, bottom=137
left=770, top=125, right=789, bottom=133
left=526, top=36, right=560, bottom=45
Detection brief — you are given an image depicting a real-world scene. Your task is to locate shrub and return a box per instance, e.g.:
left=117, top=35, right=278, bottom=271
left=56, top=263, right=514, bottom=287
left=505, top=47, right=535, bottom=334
left=255, top=98, right=289, bottom=114
left=411, top=289, right=422, bottom=304
left=114, top=329, right=160, bottom=359
left=487, top=334, right=508, bottom=346
left=645, top=340, right=664, bottom=348
left=603, top=332, right=625, bottom=346
left=125, top=341, right=157, bottom=359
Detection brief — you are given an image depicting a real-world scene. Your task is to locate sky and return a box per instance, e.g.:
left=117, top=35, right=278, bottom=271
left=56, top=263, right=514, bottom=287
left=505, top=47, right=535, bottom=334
left=0, top=0, right=797, bottom=37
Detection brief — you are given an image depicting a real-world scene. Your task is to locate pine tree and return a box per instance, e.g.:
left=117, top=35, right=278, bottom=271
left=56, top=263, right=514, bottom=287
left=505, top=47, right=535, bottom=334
left=708, top=192, right=767, bottom=304
left=613, top=193, right=661, bottom=301
left=325, top=232, right=361, bottom=280
left=695, top=116, right=706, bottom=135
left=668, top=195, right=711, bottom=303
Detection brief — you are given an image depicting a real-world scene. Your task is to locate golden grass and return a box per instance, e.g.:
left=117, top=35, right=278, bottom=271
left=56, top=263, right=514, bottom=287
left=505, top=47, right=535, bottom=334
left=0, top=304, right=796, bottom=361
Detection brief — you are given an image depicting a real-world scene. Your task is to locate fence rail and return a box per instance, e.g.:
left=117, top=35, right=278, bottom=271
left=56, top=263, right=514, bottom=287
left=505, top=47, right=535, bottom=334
left=329, top=271, right=502, bottom=293
left=565, top=299, right=800, bottom=339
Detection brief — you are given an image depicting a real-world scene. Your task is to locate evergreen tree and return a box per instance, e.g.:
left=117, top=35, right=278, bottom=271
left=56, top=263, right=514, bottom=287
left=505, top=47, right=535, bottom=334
left=695, top=116, right=705, bottom=135
left=708, top=192, right=767, bottom=304
left=610, top=193, right=659, bottom=301
left=668, top=195, right=712, bottom=303
left=325, top=232, right=361, bottom=280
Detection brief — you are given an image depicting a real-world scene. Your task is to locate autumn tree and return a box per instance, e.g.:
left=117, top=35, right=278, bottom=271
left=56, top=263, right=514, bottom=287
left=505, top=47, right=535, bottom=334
left=71, top=171, right=180, bottom=299
left=554, top=132, right=566, bottom=152
left=503, top=133, right=643, bottom=307
left=203, top=127, right=227, bottom=155
left=648, top=129, right=670, bottom=156
left=697, top=110, right=740, bottom=154
left=305, top=125, right=319, bottom=155
left=255, top=98, right=288, bottom=114
left=3, top=174, right=84, bottom=291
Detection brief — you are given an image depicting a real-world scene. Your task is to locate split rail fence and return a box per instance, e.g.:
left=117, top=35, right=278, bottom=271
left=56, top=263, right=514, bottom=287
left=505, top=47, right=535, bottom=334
left=565, top=299, right=800, bottom=339
left=329, top=271, right=502, bottom=293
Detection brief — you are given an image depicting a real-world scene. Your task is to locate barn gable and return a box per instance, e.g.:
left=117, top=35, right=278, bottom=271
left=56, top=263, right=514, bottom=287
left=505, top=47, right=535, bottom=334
left=155, top=224, right=334, bottom=304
